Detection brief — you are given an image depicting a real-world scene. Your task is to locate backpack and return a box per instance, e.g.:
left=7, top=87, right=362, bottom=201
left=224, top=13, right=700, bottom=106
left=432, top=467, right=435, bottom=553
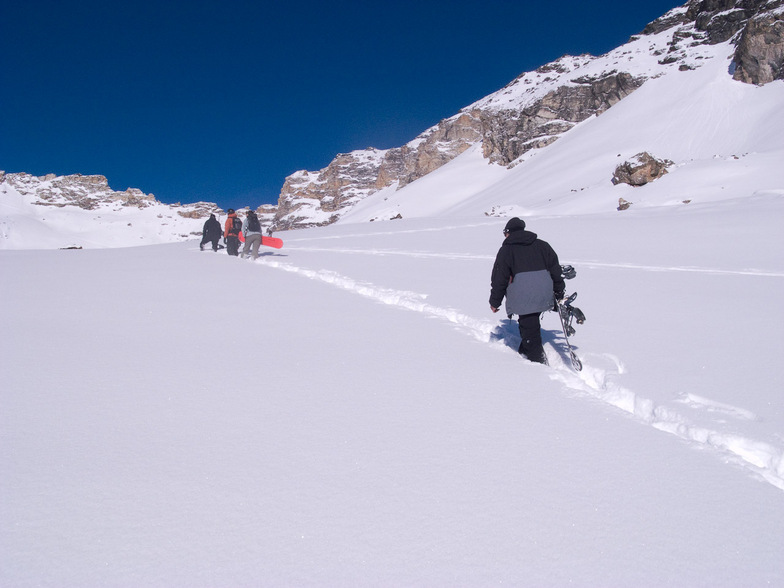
left=247, top=213, right=261, bottom=233
left=229, top=216, right=242, bottom=236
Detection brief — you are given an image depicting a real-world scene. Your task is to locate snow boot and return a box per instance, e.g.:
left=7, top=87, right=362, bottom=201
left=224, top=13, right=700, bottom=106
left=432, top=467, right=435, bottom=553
left=519, top=337, right=547, bottom=365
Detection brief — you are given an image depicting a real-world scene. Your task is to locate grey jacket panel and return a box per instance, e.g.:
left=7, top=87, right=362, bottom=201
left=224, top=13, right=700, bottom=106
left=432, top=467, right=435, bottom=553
left=504, top=269, right=555, bottom=316
left=489, top=230, right=563, bottom=311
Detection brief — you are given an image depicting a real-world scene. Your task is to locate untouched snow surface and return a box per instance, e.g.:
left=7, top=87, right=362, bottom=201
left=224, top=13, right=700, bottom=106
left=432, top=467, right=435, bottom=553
left=2, top=197, right=783, bottom=585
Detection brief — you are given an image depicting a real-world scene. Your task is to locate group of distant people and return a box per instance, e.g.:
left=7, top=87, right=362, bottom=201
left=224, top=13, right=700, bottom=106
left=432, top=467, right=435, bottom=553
left=199, top=208, right=266, bottom=260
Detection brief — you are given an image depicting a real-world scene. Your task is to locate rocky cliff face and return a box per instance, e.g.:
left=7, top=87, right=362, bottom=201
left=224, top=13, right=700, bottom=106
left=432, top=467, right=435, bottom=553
left=270, top=0, right=784, bottom=232
left=476, top=70, right=645, bottom=167
left=645, top=0, right=784, bottom=84
left=272, top=114, right=484, bottom=231
left=274, top=149, right=388, bottom=230
left=732, top=7, right=784, bottom=83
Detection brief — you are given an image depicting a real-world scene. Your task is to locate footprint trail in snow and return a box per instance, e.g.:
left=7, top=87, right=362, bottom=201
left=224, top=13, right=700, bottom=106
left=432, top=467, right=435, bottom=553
left=259, top=257, right=784, bottom=491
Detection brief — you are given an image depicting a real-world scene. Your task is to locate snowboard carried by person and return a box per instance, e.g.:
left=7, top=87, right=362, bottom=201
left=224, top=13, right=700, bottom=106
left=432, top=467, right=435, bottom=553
left=240, top=233, right=283, bottom=249
left=552, top=265, right=585, bottom=371
left=261, top=235, right=283, bottom=249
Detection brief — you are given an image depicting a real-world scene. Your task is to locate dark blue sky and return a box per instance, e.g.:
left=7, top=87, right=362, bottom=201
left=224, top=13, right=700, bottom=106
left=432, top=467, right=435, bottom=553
left=2, top=0, right=679, bottom=210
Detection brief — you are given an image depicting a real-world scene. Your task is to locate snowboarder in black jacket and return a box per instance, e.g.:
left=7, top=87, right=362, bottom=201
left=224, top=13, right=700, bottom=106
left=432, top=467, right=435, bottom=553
left=200, top=214, right=223, bottom=251
left=490, top=217, right=565, bottom=364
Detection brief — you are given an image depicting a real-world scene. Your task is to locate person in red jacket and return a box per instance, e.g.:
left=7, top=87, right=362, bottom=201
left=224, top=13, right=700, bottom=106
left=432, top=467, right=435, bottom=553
left=223, top=209, right=242, bottom=256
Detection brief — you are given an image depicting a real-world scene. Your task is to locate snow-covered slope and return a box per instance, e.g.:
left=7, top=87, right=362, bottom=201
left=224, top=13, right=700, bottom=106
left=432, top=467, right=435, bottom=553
left=342, top=36, right=784, bottom=222
left=279, top=0, right=784, bottom=229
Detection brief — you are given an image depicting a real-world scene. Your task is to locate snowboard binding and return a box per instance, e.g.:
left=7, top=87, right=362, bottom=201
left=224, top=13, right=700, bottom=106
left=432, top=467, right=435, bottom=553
left=558, top=292, right=585, bottom=336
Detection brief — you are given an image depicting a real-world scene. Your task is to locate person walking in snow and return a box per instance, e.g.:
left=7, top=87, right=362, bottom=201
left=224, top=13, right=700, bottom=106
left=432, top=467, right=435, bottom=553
left=241, top=210, right=264, bottom=260
left=200, top=213, right=223, bottom=251
left=489, top=217, right=565, bottom=364
left=223, top=208, right=242, bottom=256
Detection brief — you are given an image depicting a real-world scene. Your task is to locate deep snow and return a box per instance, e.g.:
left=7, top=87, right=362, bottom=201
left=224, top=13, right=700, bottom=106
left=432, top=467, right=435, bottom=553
left=2, top=199, right=783, bottom=585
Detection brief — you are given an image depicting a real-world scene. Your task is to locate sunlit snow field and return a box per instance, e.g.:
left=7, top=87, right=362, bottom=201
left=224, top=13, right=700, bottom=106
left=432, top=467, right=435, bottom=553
left=2, top=199, right=783, bottom=585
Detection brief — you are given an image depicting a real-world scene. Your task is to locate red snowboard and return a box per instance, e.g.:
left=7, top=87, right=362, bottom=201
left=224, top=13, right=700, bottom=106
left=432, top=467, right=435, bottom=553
left=238, top=232, right=283, bottom=249
left=261, top=236, right=283, bottom=249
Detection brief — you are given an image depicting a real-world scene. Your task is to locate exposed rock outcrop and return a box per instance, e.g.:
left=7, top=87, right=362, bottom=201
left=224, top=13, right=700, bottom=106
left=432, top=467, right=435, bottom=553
left=661, top=0, right=784, bottom=84
left=397, top=112, right=484, bottom=187
left=612, top=153, right=674, bottom=186
left=273, top=149, right=386, bottom=231
left=479, top=72, right=645, bottom=166
left=272, top=113, right=483, bottom=230
left=644, top=0, right=780, bottom=43
left=733, top=10, right=784, bottom=83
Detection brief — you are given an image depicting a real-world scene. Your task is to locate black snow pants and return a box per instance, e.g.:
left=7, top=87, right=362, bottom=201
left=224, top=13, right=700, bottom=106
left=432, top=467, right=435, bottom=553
left=517, top=313, right=546, bottom=364
left=226, top=235, right=240, bottom=256
left=200, top=234, right=220, bottom=251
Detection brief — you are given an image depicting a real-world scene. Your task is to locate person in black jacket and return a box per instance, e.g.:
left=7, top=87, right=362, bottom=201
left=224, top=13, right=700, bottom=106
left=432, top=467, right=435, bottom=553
left=490, top=217, right=565, bottom=364
left=200, top=214, right=223, bottom=251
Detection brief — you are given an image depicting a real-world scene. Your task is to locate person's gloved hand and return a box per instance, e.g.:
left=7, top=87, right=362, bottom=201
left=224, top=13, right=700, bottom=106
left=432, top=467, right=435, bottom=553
left=553, top=291, right=564, bottom=311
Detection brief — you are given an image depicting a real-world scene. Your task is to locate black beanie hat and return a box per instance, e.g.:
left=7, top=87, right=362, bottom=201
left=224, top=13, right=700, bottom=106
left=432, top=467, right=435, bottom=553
left=504, top=217, right=526, bottom=233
